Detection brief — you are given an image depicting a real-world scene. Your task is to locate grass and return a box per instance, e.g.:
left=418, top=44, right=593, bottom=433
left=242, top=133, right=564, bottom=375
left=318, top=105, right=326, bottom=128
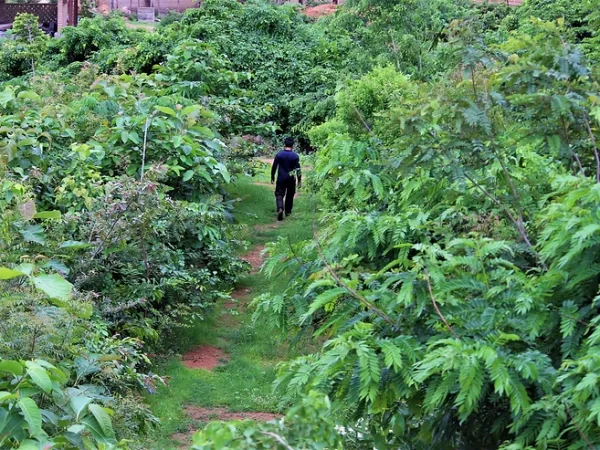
left=125, top=21, right=158, bottom=31
left=142, top=160, right=314, bottom=449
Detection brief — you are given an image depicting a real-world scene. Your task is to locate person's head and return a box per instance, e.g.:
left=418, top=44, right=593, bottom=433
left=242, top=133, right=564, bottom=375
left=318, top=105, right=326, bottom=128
left=284, top=137, right=294, bottom=149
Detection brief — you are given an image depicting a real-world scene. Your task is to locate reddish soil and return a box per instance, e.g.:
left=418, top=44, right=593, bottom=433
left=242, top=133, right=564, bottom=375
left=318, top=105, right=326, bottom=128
left=255, top=222, right=283, bottom=232
left=242, top=245, right=266, bottom=273
left=182, top=346, right=227, bottom=370
left=172, top=406, right=282, bottom=447
left=303, top=4, right=337, bottom=18
left=223, top=286, right=252, bottom=310
left=473, top=0, right=523, bottom=5
left=185, top=406, right=282, bottom=422
left=231, top=286, right=252, bottom=300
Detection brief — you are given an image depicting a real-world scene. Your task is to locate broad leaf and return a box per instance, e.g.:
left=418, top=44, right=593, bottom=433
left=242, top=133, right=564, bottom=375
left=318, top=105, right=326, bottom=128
left=33, top=210, right=62, bottom=220
left=182, top=104, right=201, bottom=115
left=0, top=267, right=25, bottom=280
left=0, top=360, right=24, bottom=376
left=59, top=240, right=91, bottom=250
left=0, top=391, right=15, bottom=403
left=88, top=404, right=115, bottom=439
left=19, top=224, right=46, bottom=245
left=155, top=106, right=176, bottom=116
left=18, top=397, right=42, bottom=437
left=17, top=91, right=41, bottom=102
left=25, top=362, right=52, bottom=394
left=32, top=274, right=73, bottom=300
left=70, top=396, right=93, bottom=421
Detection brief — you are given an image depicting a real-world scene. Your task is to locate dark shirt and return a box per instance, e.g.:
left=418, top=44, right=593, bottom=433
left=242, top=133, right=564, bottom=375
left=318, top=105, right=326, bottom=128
left=271, top=149, right=301, bottom=184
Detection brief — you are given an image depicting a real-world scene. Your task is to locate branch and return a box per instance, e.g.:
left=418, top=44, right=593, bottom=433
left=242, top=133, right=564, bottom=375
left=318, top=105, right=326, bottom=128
left=140, top=115, right=153, bottom=182
left=90, top=191, right=140, bottom=259
left=312, top=218, right=395, bottom=327
left=492, top=148, right=525, bottom=227
left=462, top=171, right=532, bottom=248
left=260, top=431, right=295, bottom=450
left=565, top=404, right=595, bottom=450
left=287, top=234, right=305, bottom=266
left=351, top=103, right=373, bottom=134
left=583, top=113, right=600, bottom=183
left=560, top=117, right=585, bottom=177
left=424, top=272, right=459, bottom=339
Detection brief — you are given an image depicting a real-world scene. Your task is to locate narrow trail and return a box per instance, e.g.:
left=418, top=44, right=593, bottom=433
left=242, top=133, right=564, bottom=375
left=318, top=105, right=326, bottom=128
left=171, top=209, right=280, bottom=448
left=144, top=156, right=313, bottom=449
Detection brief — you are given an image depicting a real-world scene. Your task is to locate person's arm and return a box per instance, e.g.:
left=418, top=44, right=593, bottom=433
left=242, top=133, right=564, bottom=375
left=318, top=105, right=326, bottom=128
left=296, top=156, right=302, bottom=188
left=271, top=155, right=279, bottom=184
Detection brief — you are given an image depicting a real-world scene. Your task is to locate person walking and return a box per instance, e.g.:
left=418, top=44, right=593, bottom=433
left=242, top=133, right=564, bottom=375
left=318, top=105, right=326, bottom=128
left=271, top=137, right=301, bottom=221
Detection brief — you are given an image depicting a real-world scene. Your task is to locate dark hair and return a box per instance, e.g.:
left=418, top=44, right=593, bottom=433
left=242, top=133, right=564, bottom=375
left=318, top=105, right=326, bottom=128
left=284, top=137, right=294, bottom=148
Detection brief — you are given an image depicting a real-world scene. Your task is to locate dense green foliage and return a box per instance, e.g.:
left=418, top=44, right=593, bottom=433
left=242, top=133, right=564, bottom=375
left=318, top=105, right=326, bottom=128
left=252, top=1, right=600, bottom=450
left=0, top=7, right=268, bottom=446
left=1, top=0, right=600, bottom=448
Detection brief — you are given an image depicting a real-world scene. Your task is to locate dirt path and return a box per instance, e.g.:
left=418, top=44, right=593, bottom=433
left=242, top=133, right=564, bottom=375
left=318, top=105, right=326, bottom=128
left=172, top=174, right=285, bottom=447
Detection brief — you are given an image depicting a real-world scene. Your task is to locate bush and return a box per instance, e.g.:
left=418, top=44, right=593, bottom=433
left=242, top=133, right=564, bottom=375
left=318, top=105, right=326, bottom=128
left=158, top=10, right=184, bottom=28
left=0, top=13, right=48, bottom=80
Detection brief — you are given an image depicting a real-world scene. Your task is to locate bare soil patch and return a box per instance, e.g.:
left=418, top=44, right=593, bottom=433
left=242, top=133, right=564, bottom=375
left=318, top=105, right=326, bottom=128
left=185, top=406, right=282, bottom=422
left=242, top=245, right=266, bottom=273
left=172, top=407, right=282, bottom=447
left=473, top=0, right=522, bottom=4
left=304, top=4, right=337, bottom=18
left=231, top=286, right=252, bottom=300
left=182, top=346, right=227, bottom=370
left=223, top=286, right=252, bottom=311
left=255, top=221, right=283, bottom=232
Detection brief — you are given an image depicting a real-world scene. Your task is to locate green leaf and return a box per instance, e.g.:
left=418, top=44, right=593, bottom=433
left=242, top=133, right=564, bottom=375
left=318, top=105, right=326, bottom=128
left=16, top=439, right=38, bottom=450
left=0, top=267, right=25, bottom=280
left=305, top=288, right=347, bottom=318
left=0, top=391, right=16, bottom=402
left=182, top=170, right=194, bottom=182
left=182, top=104, right=201, bottom=115
left=15, top=263, right=34, bottom=276
left=88, top=404, right=115, bottom=439
left=17, top=138, right=37, bottom=148
left=0, top=88, right=15, bottom=107
left=70, top=396, right=93, bottom=421
left=128, top=131, right=140, bottom=144
left=0, top=360, right=24, bottom=376
left=155, top=106, right=176, bottom=116
left=81, top=416, right=105, bottom=441
left=46, top=260, right=69, bottom=275
left=19, top=224, right=46, bottom=245
left=172, top=135, right=183, bottom=148
left=33, top=210, right=62, bottom=220
left=196, top=126, right=214, bottom=138
left=17, top=91, right=41, bottom=102
left=64, top=430, right=86, bottom=448
left=25, top=362, right=52, bottom=394
left=32, top=274, right=73, bottom=300
left=59, top=240, right=91, bottom=250
left=197, top=170, right=213, bottom=183
left=18, top=397, right=42, bottom=437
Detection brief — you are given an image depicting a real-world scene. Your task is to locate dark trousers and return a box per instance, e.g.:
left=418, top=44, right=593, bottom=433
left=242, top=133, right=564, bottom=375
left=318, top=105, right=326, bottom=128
left=275, top=178, right=296, bottom=214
